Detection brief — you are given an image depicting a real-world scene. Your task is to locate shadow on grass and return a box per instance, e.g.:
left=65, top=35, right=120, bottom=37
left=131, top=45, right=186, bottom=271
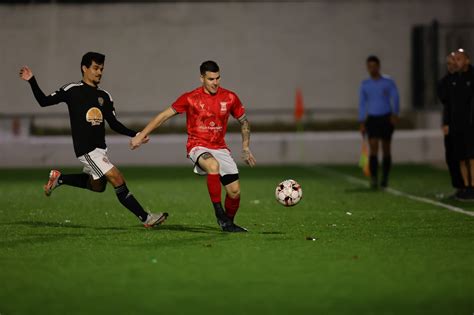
left=4, top=221, right=287, bottom=241
left=156, top=224, right=221, bottom=234
left=3, top=220, right=135, bottom=231
left=0, top=232, right=85, bottom=249
left=438, top=196, right=474, bottom=210
left=259, top=231, right=285, bottom=235
left=5, top=220, right=229, bottom=234
left=156, top=224, right=285, bottom=235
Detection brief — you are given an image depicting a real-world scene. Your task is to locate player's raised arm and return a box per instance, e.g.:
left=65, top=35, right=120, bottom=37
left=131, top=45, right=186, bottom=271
left=130, top=106, right=177, bottom=150
left=19, top=66, right=67, bottom=107
left=240, top=116, right=256, bottom=167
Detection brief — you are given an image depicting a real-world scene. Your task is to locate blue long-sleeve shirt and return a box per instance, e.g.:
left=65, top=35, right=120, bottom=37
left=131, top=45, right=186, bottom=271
left=358, top=75, right=400, bottom=122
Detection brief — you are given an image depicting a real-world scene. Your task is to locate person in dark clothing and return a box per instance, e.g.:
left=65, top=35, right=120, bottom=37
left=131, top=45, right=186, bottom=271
left=19, top=52, right=168, bottom=226
left=438, top=52, right=463, bottom=193
left=443, top=49, right=474, bottom=200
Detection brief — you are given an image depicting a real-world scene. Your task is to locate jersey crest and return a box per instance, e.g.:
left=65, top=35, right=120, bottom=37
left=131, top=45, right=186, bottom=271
left=220, top=102, right=227, bottom=113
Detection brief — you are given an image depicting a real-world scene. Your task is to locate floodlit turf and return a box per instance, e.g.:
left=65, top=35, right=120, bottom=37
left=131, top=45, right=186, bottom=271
left=1, top=165, right=473, bottom=315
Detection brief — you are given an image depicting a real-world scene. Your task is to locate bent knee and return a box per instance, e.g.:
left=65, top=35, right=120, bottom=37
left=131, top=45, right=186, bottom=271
left=207, top=160, right=220, bottom=174
left=89, top=178, right=107, bottom=192
left=228, top=189, right=240, bottom=198
left=105, top=170, right=125, bottom=186
left=93, top=184, right=107, bottom=193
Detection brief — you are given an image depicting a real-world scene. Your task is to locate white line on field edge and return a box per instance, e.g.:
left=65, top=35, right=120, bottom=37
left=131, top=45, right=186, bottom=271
left=312, top=166, right=474, bottom=218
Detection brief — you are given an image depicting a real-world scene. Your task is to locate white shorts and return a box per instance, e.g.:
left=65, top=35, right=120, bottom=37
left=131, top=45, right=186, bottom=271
left=77, top=148, right=114, bottom=180
left=188, top=146, right=239, bottom=176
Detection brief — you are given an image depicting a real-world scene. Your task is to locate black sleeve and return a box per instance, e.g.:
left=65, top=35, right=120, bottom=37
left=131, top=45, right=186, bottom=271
left=28, top=76, right=68, bottom=107
left=103, top=101, right=137, bottom=137
left=437, top=75, right=450, bottom=126
left=442, top=102, right=450, bottom=126
left=437, top=76, right=448, bottom=105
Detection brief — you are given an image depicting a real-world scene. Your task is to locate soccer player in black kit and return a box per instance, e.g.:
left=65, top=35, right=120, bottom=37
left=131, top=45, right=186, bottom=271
left=19, top=52, right=168, bottom=227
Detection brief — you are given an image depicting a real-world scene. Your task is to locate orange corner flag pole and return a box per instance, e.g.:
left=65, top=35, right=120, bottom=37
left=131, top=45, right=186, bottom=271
left=294, top=88, right=304, bottom=121
left=294, top=88, right=304, bottom=131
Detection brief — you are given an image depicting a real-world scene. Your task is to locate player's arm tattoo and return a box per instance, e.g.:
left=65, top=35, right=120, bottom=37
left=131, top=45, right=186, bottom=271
left=239, top=116, right=256, bottom=166
left=240, top=116, right=251, bottom=149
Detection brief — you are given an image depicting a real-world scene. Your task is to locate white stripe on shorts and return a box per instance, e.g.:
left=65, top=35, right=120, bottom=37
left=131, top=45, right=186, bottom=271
left=84, top=153, right=104, bottom=177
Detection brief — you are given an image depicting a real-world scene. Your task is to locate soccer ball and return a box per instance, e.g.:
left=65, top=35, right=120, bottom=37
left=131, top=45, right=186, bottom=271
left=275, top=179, right=303, bottom=206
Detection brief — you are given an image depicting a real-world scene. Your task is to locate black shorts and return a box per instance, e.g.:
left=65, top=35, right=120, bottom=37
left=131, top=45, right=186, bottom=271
left=453, top=129, right=474, bottom=160
left=366, top=114, right=394, bottom=140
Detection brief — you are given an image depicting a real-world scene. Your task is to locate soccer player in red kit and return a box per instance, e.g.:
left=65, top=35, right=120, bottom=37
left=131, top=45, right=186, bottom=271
left=130, top=61, right=256, bottom=232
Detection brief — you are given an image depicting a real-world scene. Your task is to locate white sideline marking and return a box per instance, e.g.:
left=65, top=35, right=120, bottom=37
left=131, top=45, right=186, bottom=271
left=313, top=166, right=474, bottom=218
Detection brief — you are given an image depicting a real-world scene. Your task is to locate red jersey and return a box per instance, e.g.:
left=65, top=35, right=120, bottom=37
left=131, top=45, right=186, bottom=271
left=171, top=86, right=246, bottom=153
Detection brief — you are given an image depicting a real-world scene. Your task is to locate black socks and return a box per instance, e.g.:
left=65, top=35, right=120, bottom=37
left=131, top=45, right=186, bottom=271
left=58, top=173, right=90, bottom=189
left=382, top=156, right=392, bottom=182
left=115, top=184, right=149, bottom=222
left=213, top=202, right=230, bottom=223
left=369, top=155, right=378, bottom=181
left=57, top=175, right=148, bottom=222
left=58, top=173, right=106, bottom=192
left=369, top=155, right=391, bottom=187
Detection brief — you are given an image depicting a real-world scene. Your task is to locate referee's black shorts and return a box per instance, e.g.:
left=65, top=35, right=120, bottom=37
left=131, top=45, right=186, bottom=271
left=365, top=114, right=394, bottom=141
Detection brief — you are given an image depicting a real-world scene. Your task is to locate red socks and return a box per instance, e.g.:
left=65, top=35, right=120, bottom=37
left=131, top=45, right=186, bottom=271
left=225, top=194, right=240, bottom=219
left=207, top=174, right=241, bottom=219
left=207, top=174, right=222, bottom=203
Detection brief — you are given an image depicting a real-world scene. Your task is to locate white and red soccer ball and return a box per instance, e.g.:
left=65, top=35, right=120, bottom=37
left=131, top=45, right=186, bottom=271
left=275, top=179, right=303, bottom=207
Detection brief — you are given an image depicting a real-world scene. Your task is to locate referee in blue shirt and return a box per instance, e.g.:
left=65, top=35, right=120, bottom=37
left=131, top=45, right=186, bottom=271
left=359, top=55, right=400, bottom=188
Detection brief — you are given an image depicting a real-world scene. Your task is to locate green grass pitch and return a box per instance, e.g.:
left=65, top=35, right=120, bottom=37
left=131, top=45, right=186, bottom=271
left=1, top=165, right=473, bottom=314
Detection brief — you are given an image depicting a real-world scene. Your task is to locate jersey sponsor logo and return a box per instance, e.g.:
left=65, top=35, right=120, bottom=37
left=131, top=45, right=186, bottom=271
left=199, top=102, right=205, bottom=110
left=86, top=107, right=103, bottom=126
left=198, top=121, right=222, bottom=131
left=220, top=102, right=227, bottom=113
left=98, top=97, right=104, bottom=106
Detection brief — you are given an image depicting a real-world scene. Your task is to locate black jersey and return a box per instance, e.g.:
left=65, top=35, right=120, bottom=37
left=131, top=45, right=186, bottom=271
left=443, top=66, right=474, bottom=131
left=437, top=72, right=456, bottom=126
left=28, top=76, right=136, bottom=157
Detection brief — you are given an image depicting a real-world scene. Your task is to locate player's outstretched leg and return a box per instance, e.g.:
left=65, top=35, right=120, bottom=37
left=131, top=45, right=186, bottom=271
left=44, top=170, right=107, bottom=196
left=44, top=170, right=62, bottom=196
left=105, top=167, right=168, bottom=227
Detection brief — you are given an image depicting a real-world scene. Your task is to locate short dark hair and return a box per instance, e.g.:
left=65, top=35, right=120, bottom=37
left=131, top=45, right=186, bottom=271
left=200, top=60, right=220, bottom=75
left=366, top=55, right=380, bottom=64
left=81, top=52, right=105, bottom=74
